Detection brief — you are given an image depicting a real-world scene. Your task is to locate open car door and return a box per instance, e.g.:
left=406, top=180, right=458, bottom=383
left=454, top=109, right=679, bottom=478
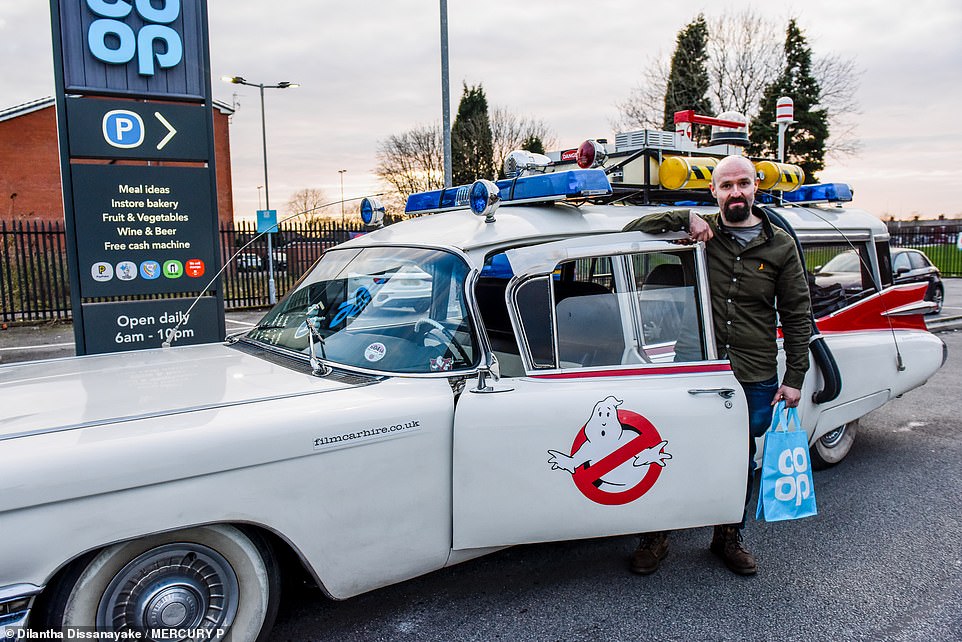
left=452, top=234, right=749, bottom=550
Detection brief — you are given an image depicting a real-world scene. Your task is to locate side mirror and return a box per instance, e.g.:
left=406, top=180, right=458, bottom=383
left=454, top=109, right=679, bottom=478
left=813, top=265, right=823, bottom=274
left=471, top=354, right=512, bottom=394
left=895, top=266, right=910, bottom=276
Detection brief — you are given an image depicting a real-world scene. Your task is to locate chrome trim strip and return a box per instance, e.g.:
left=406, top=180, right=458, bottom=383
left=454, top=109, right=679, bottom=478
left=882, top=301, right=938, bottom=316
left=0, top=584, right=41, bottom=603
left=0, top=388, right=353, bottom=443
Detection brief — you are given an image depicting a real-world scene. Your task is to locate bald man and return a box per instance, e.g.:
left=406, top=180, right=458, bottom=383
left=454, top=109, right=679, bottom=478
left=623, top=155, right=812, bottom=576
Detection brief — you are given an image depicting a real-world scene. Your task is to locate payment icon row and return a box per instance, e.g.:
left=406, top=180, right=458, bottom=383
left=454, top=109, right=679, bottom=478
left=91, top=259, right=206, bottom=282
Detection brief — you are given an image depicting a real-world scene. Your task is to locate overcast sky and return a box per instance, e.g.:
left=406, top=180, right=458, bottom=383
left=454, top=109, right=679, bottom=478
left=3, top=1, right=961, bottom=221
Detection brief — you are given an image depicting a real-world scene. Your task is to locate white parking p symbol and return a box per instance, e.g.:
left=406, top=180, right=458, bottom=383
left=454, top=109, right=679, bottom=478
left=102, top=110, right=145, bottom=149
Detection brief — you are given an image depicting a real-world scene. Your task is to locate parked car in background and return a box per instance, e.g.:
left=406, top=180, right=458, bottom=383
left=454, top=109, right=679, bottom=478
left=892, top=248, right=943, bottom=314
left=814, top=247, right=943, bottom=314
left=236, top=252, right=263, bottom=272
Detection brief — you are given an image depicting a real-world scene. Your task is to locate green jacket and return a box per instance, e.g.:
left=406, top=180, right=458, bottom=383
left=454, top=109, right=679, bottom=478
left=624, top=208, right=812, bottom=389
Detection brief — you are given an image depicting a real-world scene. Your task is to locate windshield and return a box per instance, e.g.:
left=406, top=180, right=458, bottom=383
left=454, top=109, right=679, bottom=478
left=246, top=246, right=478, bottom=373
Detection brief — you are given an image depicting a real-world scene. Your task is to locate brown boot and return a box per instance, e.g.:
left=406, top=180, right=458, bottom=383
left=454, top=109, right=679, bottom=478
left=710, top=525, right=757, bottom=575
left=630, top=531, right=669, bottom=575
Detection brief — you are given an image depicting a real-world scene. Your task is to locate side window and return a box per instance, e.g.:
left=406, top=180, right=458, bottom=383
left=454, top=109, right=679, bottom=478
left=515, top=277, right=555, bottom=368
left=631, top=250, right=707, bottom=363
left=553, top=265, right=624, bottom=368
left=803, top=242, right=876, bottom=316
left=552, top=249, right=707, bottom=369
left=876, top=241, right=893, bottom=287
left=893, top=251, right=911, bottom=272
left=908, top=251, right=929, bottom=270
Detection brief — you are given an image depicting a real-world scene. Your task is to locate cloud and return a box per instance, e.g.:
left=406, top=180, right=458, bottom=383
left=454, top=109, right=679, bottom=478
left=7, top=0, right=962, bottom=220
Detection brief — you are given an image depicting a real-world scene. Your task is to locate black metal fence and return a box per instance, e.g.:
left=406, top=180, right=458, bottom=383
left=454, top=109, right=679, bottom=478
left=0, top=219, right=363, bottom=323
left=2, top=218, right=960, bottom=323
left=886, top=220, right=962, bottom=277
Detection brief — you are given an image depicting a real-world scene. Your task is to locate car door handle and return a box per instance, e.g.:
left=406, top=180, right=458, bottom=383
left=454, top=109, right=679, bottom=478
left=687, top=388, right=736, bottom=399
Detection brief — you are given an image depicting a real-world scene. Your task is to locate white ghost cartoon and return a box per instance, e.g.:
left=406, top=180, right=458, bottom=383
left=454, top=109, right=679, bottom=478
left=547, top=396, right=671, bottom=489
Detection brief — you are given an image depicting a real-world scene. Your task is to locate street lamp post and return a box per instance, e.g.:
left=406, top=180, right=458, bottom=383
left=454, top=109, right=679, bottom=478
left=338, top=169, right=346, bottom=228
left=222, top=75, right=299, bottom=304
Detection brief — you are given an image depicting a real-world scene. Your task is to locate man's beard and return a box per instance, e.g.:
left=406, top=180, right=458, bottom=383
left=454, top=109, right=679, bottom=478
left=723, top=198, right=751, bottom=223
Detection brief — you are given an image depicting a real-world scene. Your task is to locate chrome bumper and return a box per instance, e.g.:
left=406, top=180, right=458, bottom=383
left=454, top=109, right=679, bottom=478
left=0, top=584, right=41, bottom=641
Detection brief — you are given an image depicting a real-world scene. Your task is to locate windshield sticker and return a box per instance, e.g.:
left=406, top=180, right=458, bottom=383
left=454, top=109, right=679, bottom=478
left=294, top=321, right=309, bottom=339
left=330, top=286, right=373, bottom=328
left=430, top=356, right=453, bottom=371
left=547, top=396, right=671, bottom=506
left=364, top=342, right=386, bottom=362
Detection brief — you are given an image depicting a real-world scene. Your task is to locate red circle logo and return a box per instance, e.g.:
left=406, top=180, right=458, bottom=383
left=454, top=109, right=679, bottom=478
left=570, top=409, right=666, bottom=506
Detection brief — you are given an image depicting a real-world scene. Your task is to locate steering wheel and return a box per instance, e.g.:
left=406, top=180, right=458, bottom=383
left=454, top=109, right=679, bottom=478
left=414, top=318, right=470, bottom=364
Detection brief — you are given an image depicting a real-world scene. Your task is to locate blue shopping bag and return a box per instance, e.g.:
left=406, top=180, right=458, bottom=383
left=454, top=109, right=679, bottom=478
left=756, top=401, right=817, bottom=522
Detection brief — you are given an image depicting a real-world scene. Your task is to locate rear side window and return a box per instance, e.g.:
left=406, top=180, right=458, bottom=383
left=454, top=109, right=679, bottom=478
left=908, top=251, right=930, bottom=270
left=803, top=243, right=877, bottom=317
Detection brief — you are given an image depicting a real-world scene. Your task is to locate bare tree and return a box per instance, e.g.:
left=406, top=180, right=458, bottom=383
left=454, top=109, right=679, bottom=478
left=286, top=187, right=332, bottom=224
left=489, top=106, right=557, bottom=175
left=612, top=56, right=669, bottom=132
left=374, top=122, right=445, bottom=202
left=705, top=9, right=782, bottom=119
left=813, top=53, right=862, bottom=157
left=615, top=11, right=860, bottom=157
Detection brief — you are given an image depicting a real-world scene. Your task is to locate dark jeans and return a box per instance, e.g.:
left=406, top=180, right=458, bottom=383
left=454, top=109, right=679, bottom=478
left=735, top=376, right=780, bottom=529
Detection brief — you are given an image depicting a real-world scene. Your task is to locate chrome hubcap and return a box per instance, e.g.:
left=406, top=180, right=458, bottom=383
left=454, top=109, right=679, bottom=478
left=96, top=543, right=238, bottom=640
left=819, top=424, right=847, bottom=448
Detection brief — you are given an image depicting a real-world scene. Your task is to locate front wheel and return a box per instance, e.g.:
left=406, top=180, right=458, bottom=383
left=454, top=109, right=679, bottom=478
left=810, top=420, right=858, bottom=470
left=39, top=525, right=280, bottom=642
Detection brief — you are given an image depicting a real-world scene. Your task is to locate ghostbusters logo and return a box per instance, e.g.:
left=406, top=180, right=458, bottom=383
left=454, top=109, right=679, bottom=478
left=547, top=396, right=671, bottom=505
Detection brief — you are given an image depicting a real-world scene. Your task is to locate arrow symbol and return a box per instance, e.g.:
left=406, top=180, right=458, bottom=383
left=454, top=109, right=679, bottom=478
left=154, top=112, right=177, bottom=150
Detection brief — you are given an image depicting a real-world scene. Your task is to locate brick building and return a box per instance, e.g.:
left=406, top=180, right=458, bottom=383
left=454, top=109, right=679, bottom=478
left=0, top=97, right=235, bottom=226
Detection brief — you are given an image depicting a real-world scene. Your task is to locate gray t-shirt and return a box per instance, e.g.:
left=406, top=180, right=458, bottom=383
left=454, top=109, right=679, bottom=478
left=722, top=222, right=762, bottom=247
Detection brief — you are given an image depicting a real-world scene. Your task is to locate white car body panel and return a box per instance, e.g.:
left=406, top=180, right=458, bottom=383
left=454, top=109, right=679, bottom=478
left=453, top=368, right=748, bottom=549
left=2, top=362, right=456, bottom=600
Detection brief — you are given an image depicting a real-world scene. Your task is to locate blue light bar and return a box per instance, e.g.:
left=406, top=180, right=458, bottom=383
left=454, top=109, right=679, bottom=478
left=404, top=169, right=612, bottom=214
left=779, top=183, right=853, bottom=204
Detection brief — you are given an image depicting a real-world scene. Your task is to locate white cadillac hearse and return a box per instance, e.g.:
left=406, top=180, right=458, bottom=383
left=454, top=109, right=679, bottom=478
left=0, top=130, right=946, bottom=641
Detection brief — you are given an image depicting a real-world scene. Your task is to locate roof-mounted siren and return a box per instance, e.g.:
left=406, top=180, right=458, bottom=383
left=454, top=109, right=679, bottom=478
left=673, top=110, right=749, bottom=149
left=360, top=197, right=386, bottom=228
left=576, top=139, right=608, bottom=169
left=708, top=111, right=750, bottom=147
left=504, top=149, right=553, bottom=179
left=775, top=97, right=795, bottom=162
left=469, top=179, right=500, bottom=223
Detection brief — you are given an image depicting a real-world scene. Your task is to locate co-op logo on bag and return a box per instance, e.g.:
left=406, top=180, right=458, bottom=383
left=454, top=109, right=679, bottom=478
left=84, top=0, right=184, bottom=77
left=547, top=396, right=671, bottom=506
left=775, top=446, right=812, bottom=506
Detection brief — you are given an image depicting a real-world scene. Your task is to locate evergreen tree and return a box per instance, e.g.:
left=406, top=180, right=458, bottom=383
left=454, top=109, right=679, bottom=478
left=750, top=19, right=829, bottom=182
left=519, top=134, right=545, bottom=156
left=451, top=83, right=495, bottom=184
left=663, top=15, right=713, bottom=139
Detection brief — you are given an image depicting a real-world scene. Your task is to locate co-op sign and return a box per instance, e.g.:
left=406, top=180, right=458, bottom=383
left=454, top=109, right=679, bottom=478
left=58, top=0, right=208, bottom=99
